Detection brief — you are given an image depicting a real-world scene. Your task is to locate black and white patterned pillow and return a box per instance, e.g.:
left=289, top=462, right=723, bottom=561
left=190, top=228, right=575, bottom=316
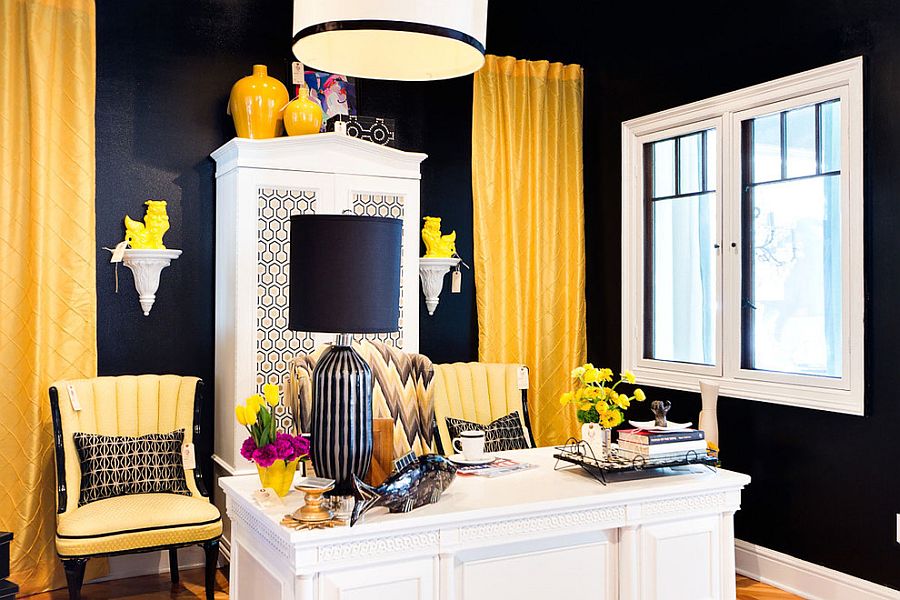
left=445, top=411, right=531, bottom=453
left=73, top=429, right=191, bottom=506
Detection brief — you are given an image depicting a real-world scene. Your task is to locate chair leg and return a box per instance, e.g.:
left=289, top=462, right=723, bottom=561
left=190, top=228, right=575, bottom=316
left=62, top=558, right=88, bottom=600
left=202, top=539, right=220, bottom=600
left=168, top=547, right=179, bottom=584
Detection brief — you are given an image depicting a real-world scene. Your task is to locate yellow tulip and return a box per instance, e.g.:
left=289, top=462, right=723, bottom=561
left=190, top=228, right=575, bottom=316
left=583, top=368, right=599, bottom=384
left=599, top=368, right=614, bottom=382
left=634, top=388, right=646, bottom=401
left=246, top=394, right=262, bottom=417
left=614, top=394, right=630, bottom=410
left=235, top=405, right=247, bottom=426
left=559, top=391, right=574, bottom=405
left=622, top=370, right=636, bottom=384
left=263, top=383, right=280, bottom=407
left=578, top=402, right=593, bottom=412
left=571, top=366, right=586, bottom=379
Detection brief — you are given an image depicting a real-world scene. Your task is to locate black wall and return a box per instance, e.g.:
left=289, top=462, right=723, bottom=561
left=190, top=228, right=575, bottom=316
left=95, top=0, right=900, bottom=590
left=484, top=0, right=900, bottom=590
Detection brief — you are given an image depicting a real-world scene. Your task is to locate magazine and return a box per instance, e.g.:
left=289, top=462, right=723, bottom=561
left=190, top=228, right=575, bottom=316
left=454, top=457, right=537, bottom=478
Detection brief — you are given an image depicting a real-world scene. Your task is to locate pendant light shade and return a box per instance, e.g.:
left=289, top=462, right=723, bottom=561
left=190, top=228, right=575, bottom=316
left=292, top=0, right=488, bottom=81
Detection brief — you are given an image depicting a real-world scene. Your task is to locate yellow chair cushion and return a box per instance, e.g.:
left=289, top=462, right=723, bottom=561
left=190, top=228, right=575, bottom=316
left=56, top=493, right=222, bottom=557
left=432, top=363, right=532, bottom=454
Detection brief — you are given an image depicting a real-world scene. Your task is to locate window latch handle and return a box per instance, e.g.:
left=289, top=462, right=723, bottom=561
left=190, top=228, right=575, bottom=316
left=743, top=298, right=758, bottom=310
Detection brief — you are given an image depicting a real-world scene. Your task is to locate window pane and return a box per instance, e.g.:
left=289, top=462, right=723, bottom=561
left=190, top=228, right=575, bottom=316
left=820, top=100, right=841, bottom=172
left=752, top=114, right=781, bottom=183
left=653, top=139, right=675, bottom=197
left=785, top=105, right=816, bottom=178
left=678, top=133, right=703, bottom=195
left=648, top=193, right=716, bottom=365
left=742, top=175, right=842, bottom=377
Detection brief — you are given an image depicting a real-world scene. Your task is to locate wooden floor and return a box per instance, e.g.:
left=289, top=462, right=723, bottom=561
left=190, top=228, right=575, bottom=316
left=25, top=569, right=799, bottom=599
left=736, top=575, right=802, bottom=599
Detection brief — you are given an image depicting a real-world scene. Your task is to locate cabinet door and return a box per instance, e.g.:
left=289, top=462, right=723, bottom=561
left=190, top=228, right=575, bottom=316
left=319, top=557, right=436, bottom=600
left=456, top=531, right=617, bottom=600
left=333, top=174, right=421, bottom=353
left=638, top=515, right=722, bottom=600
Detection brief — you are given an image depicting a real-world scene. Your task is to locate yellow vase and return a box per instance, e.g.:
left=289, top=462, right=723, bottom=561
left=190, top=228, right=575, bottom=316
left=284, top=92, right=324, bottom=136
left=256, top=458, right=300, bottom=497
left=228, top=64, right=289, bottom=139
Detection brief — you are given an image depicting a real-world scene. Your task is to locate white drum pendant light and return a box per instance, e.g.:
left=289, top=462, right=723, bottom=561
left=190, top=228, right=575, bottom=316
left=292, top=0, right=488, bottom=81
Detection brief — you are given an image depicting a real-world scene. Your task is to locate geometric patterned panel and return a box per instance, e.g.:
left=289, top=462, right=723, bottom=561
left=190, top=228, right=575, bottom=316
left=256, top=188, right=318, bottom=435
left=256, top=188, right=316, bottom=388
left=352, top=192, right=405, bottom=348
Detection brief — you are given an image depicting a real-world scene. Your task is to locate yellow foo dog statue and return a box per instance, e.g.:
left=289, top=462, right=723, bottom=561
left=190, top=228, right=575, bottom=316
left=421, top=216, right=456, bottom=258
left=124, top=200, right=170, bottom=249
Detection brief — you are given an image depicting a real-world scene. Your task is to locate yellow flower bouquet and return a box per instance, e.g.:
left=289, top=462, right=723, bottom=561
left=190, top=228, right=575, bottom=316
left=559, top=364, right=647, bottom=428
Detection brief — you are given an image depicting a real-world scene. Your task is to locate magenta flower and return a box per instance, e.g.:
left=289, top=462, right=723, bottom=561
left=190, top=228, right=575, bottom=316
left=240, top=437, right=257, bottom=461
left=252, top=444, right=277, bottom=467
left=274, top=433, right=296, bottom=461
left=292, top=434, right=311, bottom=458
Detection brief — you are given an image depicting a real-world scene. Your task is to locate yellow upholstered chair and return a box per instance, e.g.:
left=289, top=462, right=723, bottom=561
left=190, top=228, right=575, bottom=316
left=432, top=363, right=536, bottom=454
left=287, top=340, right=437, bottom=459
left=49, top=375, right=222, bottom=600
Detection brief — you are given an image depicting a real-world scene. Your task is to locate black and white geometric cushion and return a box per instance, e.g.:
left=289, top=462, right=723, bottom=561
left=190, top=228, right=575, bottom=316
left=73, top=429, right=191, bottom=506
left=445, top=411, right=531, bottom=453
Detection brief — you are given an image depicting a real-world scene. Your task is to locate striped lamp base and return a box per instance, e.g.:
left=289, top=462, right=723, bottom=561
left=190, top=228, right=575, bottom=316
left=311, top=343, right=374, bottom=496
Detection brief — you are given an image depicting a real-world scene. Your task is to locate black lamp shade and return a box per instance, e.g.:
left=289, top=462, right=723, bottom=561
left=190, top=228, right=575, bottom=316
left=289, top=214, right=402, bottom=334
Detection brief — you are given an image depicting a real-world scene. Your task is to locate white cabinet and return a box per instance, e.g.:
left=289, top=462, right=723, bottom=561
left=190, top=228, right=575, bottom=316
left=221, top=448, right=751, bottom=600
left=320, top=558, right=437, bottom=600
left=455, top=531, right=617, bottom=600
left=638, top=516, right=721, bottom=600
left=210, top=134, right=427, bottom=475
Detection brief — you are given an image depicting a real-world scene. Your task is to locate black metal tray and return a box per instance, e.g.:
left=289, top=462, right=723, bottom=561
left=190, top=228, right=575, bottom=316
left=553, top=438, right=718, bottom=485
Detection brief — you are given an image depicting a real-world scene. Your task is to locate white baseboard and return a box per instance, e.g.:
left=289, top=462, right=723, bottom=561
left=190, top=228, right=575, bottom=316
left=735, top=539, right=900, bottom=600
left=91, top=547, right=205, bottom=583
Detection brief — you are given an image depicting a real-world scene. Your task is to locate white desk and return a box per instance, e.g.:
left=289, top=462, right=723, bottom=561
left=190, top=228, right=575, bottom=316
left=220, top=447, right=750, bottom=600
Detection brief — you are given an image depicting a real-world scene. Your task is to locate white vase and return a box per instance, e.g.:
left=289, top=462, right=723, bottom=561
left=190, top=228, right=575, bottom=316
left=581, top=422, right=610, bottom=460
left=699, top=380, right=719, bottom=449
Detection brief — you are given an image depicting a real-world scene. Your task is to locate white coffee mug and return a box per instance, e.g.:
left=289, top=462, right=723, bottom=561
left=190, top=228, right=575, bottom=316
left=452, top=430, right=486, bottom=460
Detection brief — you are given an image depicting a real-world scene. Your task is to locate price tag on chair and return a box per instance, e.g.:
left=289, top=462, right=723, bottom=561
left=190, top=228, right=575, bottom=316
left=517, top=366, right=529, bottom=390
left=181, top=443, right=196, bottom=470
left=66, top=384, right=82, bottom=412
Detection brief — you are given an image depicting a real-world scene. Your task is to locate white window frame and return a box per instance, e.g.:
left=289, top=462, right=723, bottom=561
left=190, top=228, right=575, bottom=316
left=621, top=57, right=864, bottom=415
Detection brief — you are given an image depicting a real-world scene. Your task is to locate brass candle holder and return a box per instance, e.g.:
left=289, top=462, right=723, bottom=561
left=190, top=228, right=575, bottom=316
left=292, top=482, right=334, bottom=523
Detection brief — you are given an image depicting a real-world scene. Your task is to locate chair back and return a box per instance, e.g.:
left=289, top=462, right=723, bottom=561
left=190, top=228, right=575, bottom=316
left=49, top=375, right=203, bottom=515
left=287, top=340, right=436, bottom=458
left=432, top=363, right=535, bottom=453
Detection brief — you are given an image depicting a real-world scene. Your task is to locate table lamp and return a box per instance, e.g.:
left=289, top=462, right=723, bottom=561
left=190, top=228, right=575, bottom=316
left=289, top=214, right=402, bottom=495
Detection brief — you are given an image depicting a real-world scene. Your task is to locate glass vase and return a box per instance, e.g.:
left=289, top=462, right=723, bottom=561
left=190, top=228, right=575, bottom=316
left=256, top=458, right=301, bottom=497
left=581, top=422, right=611, bottom=460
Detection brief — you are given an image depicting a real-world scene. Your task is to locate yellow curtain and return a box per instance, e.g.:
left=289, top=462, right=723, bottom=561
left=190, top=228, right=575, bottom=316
left=0, top=0, right=98, bottom=593
left=472, top=55, right=587, bottom=446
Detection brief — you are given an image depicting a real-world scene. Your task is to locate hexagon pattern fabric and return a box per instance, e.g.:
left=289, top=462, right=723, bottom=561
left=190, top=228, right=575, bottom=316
left=73, top=429, right=191, bottom=506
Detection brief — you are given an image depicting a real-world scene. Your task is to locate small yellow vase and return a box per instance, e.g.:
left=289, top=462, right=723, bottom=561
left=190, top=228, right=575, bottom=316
left=284, top=92, right=324, bottom=136
left=228, top=64, right=289, bottom=139
left=256, top=458, right=300, bottom=497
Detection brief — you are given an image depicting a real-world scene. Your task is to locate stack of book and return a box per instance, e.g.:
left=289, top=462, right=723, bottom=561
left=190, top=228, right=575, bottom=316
left=616, top=428, right=707, bottom=461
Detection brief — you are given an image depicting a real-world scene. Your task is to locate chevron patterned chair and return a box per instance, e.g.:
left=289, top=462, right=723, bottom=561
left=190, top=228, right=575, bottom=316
left=287, top=340, right=437, bottom=460
left=49, top=375, right=222, bottom=600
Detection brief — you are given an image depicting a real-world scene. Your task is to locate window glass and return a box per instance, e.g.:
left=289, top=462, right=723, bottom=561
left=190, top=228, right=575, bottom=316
left=645, top=129, right=717, bottom=365
left=742, top=100, right=842, bottom=377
